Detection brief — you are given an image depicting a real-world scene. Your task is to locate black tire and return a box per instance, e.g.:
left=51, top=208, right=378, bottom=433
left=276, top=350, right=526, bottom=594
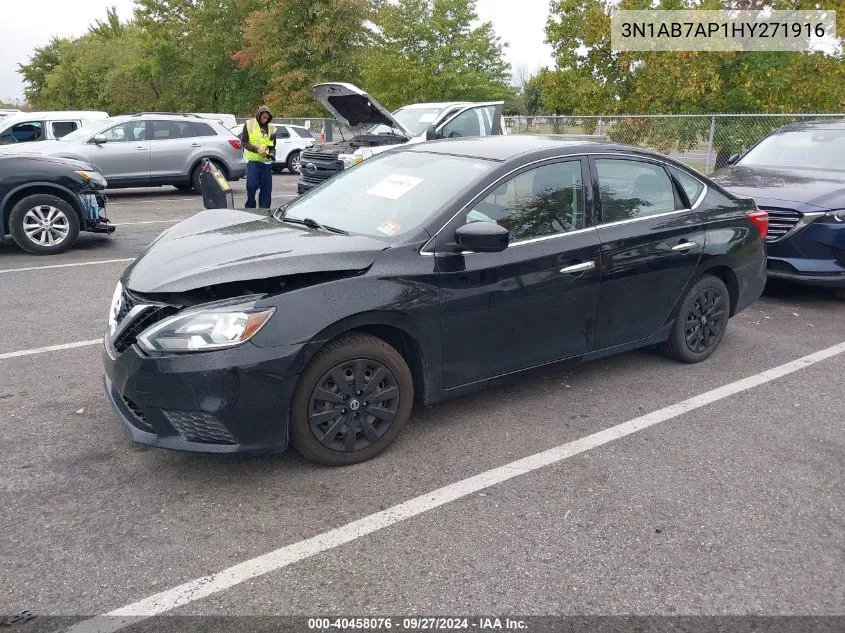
left=290, top=332, right=414, bottom=466
left=9, top=194, right=80, bottom=255
left=271, top=165, right=284, bottom=174
left=175, top=184, right=193, bottom=192
left=287, top=150, right=301, bottom=175
left=834, top=289, right=845, bottom=301
left=658, top=275, right=731, bottom=363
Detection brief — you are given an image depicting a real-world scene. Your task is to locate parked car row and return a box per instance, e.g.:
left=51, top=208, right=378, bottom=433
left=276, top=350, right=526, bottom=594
left=228, top=121, right=315, bottom=175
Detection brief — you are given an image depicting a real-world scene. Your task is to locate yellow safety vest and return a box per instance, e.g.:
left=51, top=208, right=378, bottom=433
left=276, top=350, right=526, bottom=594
left=245, top=119, right=276, bottom=163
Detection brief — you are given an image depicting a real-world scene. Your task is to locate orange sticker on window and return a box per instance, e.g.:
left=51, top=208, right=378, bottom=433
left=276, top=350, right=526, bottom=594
left=377, top=221, right=402, bottom=236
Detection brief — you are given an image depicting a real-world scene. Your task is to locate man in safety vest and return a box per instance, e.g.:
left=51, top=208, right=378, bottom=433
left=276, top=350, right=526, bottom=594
left=240, top=105, right=277, bottom=210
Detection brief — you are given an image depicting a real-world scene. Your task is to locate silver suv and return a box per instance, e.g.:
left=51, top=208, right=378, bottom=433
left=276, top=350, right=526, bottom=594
left=0, top=113, right=247, bottom=193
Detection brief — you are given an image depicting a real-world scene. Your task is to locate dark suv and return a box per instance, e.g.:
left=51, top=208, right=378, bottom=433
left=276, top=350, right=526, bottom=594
left=712, top=120, right=845, bottom=299
left=1, top=154, right=112, bottom=254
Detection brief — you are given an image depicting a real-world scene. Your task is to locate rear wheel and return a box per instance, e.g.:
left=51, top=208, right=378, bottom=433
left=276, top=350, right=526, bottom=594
left=9, top=194, right=80, bottom=255
left=287, top=151, right=301, bottom=174
left=658, top=275, right=731, bottom=363
left=290, top=333, right=414, bottom=466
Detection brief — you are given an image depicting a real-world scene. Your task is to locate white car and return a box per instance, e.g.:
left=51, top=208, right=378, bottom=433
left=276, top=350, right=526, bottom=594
left=230, top=122, right=315, bottom=174
left=297, top=83, right=505, bottom=193
left=0, top=110, right=109, bottom=145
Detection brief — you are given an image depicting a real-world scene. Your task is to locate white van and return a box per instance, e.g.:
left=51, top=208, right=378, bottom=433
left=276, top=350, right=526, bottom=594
left=192, top=113, right=238, bottom=129
left=0, top=111, right=109, bottom=145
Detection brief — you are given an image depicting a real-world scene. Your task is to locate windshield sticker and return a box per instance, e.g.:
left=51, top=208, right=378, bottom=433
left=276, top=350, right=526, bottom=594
left=418, top=113, right=437, bottom=123
left=377, top=221, right=402, bottom=236
left=366, top=175, right=424, bottom=200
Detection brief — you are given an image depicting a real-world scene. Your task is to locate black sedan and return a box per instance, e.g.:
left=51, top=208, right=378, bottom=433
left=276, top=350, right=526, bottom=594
left=712, top=120, right=845, bottom=300
left=103, top=136, right=767, bottom=465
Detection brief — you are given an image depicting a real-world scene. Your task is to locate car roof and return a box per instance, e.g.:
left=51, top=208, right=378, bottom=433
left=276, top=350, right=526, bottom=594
left=399, top=102, right=473, bottom=110
left=0, top=111, right=109, bottom=123
left=771, top=118, right=845, bottom=132
left=402, top=135, right=681, bottom=164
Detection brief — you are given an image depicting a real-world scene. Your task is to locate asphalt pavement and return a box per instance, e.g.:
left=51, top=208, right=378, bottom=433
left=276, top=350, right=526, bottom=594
left=0, top=175, right=842, bottom=632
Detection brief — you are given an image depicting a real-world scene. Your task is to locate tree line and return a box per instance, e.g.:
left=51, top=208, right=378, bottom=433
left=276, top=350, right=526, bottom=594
left=17, top=0, right=845, bottom=119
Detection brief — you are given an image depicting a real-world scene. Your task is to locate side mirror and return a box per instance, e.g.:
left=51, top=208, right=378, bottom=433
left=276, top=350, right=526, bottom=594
left=92, top=135, right=107, bottom=145
left=424, top=125, right=437, bottom=141
left=727, top=153, right=741, bottom=165
left=454, top=222, right=509, bottom=253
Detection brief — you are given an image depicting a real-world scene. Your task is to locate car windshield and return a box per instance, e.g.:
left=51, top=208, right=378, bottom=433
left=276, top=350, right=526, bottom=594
left=60, top=119, right=109, bottom=142
left=367, top=107, right=448, bottom=137
left=739, top=127, right=845, bottom=171
left=279, top=150, right=492, bottom=238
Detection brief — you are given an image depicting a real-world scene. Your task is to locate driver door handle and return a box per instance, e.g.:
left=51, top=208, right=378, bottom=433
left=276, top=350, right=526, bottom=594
left=672, top=240, right=698, bottom=252
left=560, top=261, right=596, bottom=274
left=134, top=146, right=148, bottom=151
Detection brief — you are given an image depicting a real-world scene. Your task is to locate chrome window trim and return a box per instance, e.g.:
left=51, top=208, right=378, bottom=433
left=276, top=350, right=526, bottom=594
left=420, top=151, right=707, bottom=256
left=420, top=225, right=597, bottom=257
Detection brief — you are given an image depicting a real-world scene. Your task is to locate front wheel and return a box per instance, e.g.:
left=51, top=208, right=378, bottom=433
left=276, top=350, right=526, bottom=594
left=287, top=151, right=301, bottom=174
left=658, top=275, right=731, bottom=363
left=290, top=333, right=414, bottom=466
left=9, top=194, right=80, bottom=255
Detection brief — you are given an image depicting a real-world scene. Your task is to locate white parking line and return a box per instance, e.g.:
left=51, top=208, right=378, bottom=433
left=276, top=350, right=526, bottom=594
left=107, top=193, right=297, bottom=206
left=0, top=259, right=133, bottom=274
left=0, top=339, right=101, bottom=360
left=64, top=340, right=845, bottom=633
left=111, top=220, right=183, bottom=226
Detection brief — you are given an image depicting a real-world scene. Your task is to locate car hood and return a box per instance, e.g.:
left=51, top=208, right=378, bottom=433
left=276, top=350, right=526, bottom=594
left=0, top=151, right=95, bottom=172
left=312, top=82, right=412, bottom=137
left=0, top=140, right=69, bottom=156
left=711, top=165, right=845, bottom=211
left=123, top=209, right=388, bottom=294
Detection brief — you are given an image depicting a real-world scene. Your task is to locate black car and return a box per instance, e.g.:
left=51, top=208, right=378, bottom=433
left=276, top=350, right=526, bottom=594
left=102, top=136, right=767, bottom=465
left=0, top=154, right=112, bottom=254
left=712, top=120, right=845, bottom=299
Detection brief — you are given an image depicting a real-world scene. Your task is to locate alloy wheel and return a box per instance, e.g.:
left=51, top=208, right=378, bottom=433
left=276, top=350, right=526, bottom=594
left=308, top=358, right=400, bottom=453
left=290, top=153, right=301, bottom=174
left=684, top=287, right=727, bottom=353
left=22, top=205, right=70, bottom=247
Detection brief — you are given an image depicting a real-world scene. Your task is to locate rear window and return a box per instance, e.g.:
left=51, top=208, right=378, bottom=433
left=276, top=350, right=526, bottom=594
left=191, top=122, right=219, bottom=137
left=293, top=127, right=313, bottom=138
left=51, top=121, right=78, bottom=138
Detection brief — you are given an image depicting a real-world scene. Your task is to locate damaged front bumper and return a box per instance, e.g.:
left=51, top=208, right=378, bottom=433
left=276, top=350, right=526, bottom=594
left=79, top=190, right=114, bottom=234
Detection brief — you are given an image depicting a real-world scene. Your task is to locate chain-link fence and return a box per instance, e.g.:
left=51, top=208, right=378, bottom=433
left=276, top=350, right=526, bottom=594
left=504, top=114, right=845, bottom=174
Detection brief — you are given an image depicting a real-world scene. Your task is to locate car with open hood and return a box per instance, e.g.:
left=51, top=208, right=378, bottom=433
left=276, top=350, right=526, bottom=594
left=712, top=119, right=845, bottom=299
left=297, top=82, right=504, bottom=193
left=103, top=136, right=767, bottom=465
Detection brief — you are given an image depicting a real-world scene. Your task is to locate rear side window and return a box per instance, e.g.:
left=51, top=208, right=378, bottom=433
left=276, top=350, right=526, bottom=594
left=277, top=126, right=290, bottom=138
left=190, top=121, right=218, bottom=137
left=595, top=159, right=678, bottom=223
left=668, top=166, right=705, bottom=206
left=51, top=121, right=78, bottom=138
left=151, top=120, right=196, bottom=140
left=293, top=127, right=313, bottom=138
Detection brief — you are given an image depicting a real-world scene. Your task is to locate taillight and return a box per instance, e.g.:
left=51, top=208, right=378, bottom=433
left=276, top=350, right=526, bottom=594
left=228, top=139, right=241, bottom=151
left=747, top=209, right=768, bottom=239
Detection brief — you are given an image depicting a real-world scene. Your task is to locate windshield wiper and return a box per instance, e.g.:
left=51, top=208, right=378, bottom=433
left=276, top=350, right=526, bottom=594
left=279, top=216, right=348, bottom=235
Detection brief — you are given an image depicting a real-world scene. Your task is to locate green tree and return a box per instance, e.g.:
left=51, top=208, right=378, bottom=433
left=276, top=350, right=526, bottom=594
left=19, top=37, right=67, bottom=109
left=236, top=0, right=372, bottom=116
left=361, top=0, right=513, bottom=111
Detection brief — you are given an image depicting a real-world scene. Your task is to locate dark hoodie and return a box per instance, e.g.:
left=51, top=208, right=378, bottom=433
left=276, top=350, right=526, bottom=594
left=240, top=105, right=276, bottom=160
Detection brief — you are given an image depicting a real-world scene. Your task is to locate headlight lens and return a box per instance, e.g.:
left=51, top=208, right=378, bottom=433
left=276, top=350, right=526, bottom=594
left=107, top=281, right=123, bottom=337
left=137, top=300, right=275, bottom=353
left=338, top=153, right=364, bottom=169
left=827, top=209, right=845, bottom=222
left=75, top=169, right=108, bottom=188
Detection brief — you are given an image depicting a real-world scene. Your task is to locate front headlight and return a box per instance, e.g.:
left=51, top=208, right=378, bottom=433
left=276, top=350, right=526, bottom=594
left=137, top=299, right=275, bottom=353
left=75, top=170, right=108, bottom=189
left=826, top=209, right=845, bottom=222
left=107, top=281, right=123, bottom=336
left=338, top=153, right=363, bottom=169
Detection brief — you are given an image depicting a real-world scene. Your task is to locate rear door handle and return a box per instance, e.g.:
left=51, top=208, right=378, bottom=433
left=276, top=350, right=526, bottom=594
left=672, top=240, right=698, bottom=252
left=135, top=146, right=147, bottom=151
left=190, top=143, right=201, bottom=147
left=560, top=261, right=596, bottom=274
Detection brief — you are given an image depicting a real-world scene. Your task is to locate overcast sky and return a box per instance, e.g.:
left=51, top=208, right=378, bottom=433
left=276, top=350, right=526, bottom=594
left=0, top=0, right=555, bottom=103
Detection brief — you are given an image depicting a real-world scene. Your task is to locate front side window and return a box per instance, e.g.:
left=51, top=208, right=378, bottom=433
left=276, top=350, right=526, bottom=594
left=595, top=159, right=677, bottom=223
left=0, top=121, right=44, bottom=144
left=368, top=107, right=447, bottom=137
left=101, top=121, right=148, bottom=143
left=440, top=106, right=496, bottom=139
left=464, top=160, right=585, bottom=242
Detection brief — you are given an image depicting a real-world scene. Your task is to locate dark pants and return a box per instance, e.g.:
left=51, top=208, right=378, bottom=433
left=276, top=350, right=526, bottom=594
left=245, top=161, right=272, bottom=209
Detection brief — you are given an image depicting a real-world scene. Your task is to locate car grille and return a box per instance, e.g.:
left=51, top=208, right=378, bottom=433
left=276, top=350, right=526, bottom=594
left=302, top=150, right=341, bottom=162
left=162, top=410, right=236, bottom=445
left=113, top=288, right=179, bottom=354
left=761, top=208, right=801, bottom=243
left=300, top=150, right=344, bottom=183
